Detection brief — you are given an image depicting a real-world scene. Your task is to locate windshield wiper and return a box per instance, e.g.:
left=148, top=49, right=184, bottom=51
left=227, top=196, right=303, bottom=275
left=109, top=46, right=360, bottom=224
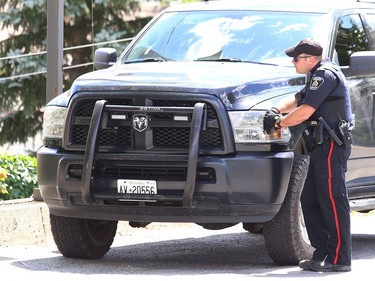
left=244, top=60, right=279, bottom=66
left=125, top=57, right=165, bottom=64
left=215, top=57, right=242, bottom=62
left=196, top=57, right=242, bottom=62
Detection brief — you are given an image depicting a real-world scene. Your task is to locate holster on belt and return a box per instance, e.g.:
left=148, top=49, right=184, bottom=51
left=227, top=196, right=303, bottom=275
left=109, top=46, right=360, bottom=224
left=302, top=126, right=316, bottom=152
left=305, top=117, right=345, bottom=146
left=312, top=121, right=324, bottom=144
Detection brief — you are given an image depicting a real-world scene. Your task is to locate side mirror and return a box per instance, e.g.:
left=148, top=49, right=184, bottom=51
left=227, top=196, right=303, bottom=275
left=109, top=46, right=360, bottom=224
left=341, top=51, right=375, bottom=77
left=94, top=48, right=117, bottom=70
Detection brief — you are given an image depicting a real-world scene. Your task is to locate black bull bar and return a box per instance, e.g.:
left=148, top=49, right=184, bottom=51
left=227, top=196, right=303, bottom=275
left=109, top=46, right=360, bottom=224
left=81, top=100, right=207, bottom=208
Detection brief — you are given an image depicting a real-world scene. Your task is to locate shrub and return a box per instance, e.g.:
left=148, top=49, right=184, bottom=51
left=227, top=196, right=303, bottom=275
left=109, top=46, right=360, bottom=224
left=0, top=166, right=8, bottom=198
left=0, top=154, right=38, bottom=200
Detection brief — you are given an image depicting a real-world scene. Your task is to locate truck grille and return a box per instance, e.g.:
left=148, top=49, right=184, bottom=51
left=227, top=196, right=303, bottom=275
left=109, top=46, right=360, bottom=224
left=68, top=163, right=216, bottom=182
left=65, top=95, right=226, bottom=153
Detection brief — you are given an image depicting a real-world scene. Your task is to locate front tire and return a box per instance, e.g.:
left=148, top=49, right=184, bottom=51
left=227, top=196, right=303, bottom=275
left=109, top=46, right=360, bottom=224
left=263, top=154, right=313, bottom=265
left=50, top=213, right=118, bottom=259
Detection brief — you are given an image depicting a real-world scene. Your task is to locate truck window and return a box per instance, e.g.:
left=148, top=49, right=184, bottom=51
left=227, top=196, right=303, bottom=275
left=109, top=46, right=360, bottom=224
left=335, top=14, right=370, bottom=66
left=363, top=13, right=375, bottom=46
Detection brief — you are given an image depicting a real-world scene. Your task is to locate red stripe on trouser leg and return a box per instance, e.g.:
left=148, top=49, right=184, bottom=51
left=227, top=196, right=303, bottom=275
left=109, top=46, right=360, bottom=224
left=327, top=139, right=341, bottom=265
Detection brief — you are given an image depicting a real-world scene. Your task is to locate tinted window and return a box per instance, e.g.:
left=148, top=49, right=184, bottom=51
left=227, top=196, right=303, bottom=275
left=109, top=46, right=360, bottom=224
left=336, top=14, right=370, bottom=66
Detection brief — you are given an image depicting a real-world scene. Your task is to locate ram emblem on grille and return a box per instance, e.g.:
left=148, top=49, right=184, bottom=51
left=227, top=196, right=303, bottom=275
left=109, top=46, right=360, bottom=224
left=132, top=114, right=149, bottom=132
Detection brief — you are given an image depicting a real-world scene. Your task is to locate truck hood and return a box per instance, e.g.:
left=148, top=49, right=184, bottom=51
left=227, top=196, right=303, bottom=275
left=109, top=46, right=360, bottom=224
left=67, top=61, right=305, bottom=110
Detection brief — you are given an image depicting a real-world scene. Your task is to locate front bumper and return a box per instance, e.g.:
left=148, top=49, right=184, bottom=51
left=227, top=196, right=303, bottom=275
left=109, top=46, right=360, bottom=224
left=37, top=146, right=294, bottom=223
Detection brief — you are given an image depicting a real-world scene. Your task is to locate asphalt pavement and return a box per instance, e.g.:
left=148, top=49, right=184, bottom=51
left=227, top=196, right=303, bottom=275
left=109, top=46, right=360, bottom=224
left=0, top=206, right=374, bottom=280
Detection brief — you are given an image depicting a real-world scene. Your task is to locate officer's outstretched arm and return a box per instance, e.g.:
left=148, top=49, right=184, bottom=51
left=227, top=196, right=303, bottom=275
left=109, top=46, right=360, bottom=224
left=279, top=104, right=315, bottom=128
left=274, top=95, right=298, bottom=114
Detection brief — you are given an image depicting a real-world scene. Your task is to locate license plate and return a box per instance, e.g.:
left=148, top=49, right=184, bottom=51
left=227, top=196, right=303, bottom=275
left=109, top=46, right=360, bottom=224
left=117, top=179, right=157, bottom=195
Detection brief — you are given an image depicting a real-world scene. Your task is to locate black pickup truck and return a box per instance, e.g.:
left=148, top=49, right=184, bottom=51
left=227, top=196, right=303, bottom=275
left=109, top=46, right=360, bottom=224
left=37, top=0, right=375, bottom=264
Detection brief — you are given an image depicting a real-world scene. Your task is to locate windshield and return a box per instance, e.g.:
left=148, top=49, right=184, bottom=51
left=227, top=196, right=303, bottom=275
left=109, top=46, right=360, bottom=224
left=123, top=11, right=326, bottom=66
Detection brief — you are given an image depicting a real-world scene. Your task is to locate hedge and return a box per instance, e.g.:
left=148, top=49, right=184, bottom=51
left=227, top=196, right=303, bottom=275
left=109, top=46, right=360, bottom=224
left=0, top=153, right=38, bottom=200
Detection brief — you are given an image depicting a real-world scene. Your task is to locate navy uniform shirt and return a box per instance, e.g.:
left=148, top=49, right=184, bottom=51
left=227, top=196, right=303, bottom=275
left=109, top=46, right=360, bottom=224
left=296, top=58, right=352, bottom=128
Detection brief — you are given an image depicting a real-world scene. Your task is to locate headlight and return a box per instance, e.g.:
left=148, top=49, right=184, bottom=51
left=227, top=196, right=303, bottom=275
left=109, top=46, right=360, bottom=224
left=228, top=110, right=291, bottom=143
left=42, top=106, right=67, bottom=147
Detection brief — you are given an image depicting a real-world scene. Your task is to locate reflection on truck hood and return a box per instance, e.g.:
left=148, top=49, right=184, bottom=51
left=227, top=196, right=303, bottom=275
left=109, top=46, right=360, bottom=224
left=70, top=61, right=305, bottom=109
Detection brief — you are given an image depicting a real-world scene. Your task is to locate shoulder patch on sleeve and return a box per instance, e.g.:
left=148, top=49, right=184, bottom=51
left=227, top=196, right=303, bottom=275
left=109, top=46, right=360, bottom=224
left=310, top=76, right=324, bottom=90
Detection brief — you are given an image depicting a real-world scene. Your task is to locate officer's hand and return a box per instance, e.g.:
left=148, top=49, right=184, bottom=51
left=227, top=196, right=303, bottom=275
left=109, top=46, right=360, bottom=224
left=263, top=109, right=281, bottom=134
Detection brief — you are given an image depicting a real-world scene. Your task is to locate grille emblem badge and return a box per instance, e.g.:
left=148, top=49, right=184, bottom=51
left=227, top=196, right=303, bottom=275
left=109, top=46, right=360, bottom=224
left=133, top=114, right=149, bottom=132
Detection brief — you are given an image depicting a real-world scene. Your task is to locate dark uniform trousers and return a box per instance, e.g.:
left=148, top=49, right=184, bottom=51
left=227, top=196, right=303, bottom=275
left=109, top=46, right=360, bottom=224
left=300, top=139, right=352, bottom=266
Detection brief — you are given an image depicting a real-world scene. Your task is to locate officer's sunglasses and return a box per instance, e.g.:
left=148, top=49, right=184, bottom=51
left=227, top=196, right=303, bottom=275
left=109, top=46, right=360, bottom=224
left=293, top=55, right=312, bottom=62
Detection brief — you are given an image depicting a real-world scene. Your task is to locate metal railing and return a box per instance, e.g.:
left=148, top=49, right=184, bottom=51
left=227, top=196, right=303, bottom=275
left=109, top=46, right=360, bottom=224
left=0, top=37, right=133, bottom=82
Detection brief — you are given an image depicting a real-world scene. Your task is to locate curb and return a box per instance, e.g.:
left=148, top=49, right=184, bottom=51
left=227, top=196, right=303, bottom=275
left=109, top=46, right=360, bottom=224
left=0, top=197, right=192, bottom=247
left=0, top=198, right=53, bottom=246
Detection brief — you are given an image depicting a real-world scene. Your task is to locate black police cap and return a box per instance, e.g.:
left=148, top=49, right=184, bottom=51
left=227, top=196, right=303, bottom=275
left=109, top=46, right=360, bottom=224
left=285, top=38, right=323, bottom=57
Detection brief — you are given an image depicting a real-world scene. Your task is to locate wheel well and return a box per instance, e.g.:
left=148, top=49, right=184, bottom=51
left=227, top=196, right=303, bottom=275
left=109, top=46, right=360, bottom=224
left=293, top=135, right=309, bottom=156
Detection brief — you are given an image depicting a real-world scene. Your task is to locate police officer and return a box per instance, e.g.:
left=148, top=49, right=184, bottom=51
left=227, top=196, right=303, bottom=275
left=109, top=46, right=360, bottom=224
left=263, top=38, right=352, bottom=272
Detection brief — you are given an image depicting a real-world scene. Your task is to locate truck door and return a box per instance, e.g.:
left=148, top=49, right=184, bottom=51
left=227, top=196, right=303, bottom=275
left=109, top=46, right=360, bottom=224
left=335, top=13, right=375, bottom=190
